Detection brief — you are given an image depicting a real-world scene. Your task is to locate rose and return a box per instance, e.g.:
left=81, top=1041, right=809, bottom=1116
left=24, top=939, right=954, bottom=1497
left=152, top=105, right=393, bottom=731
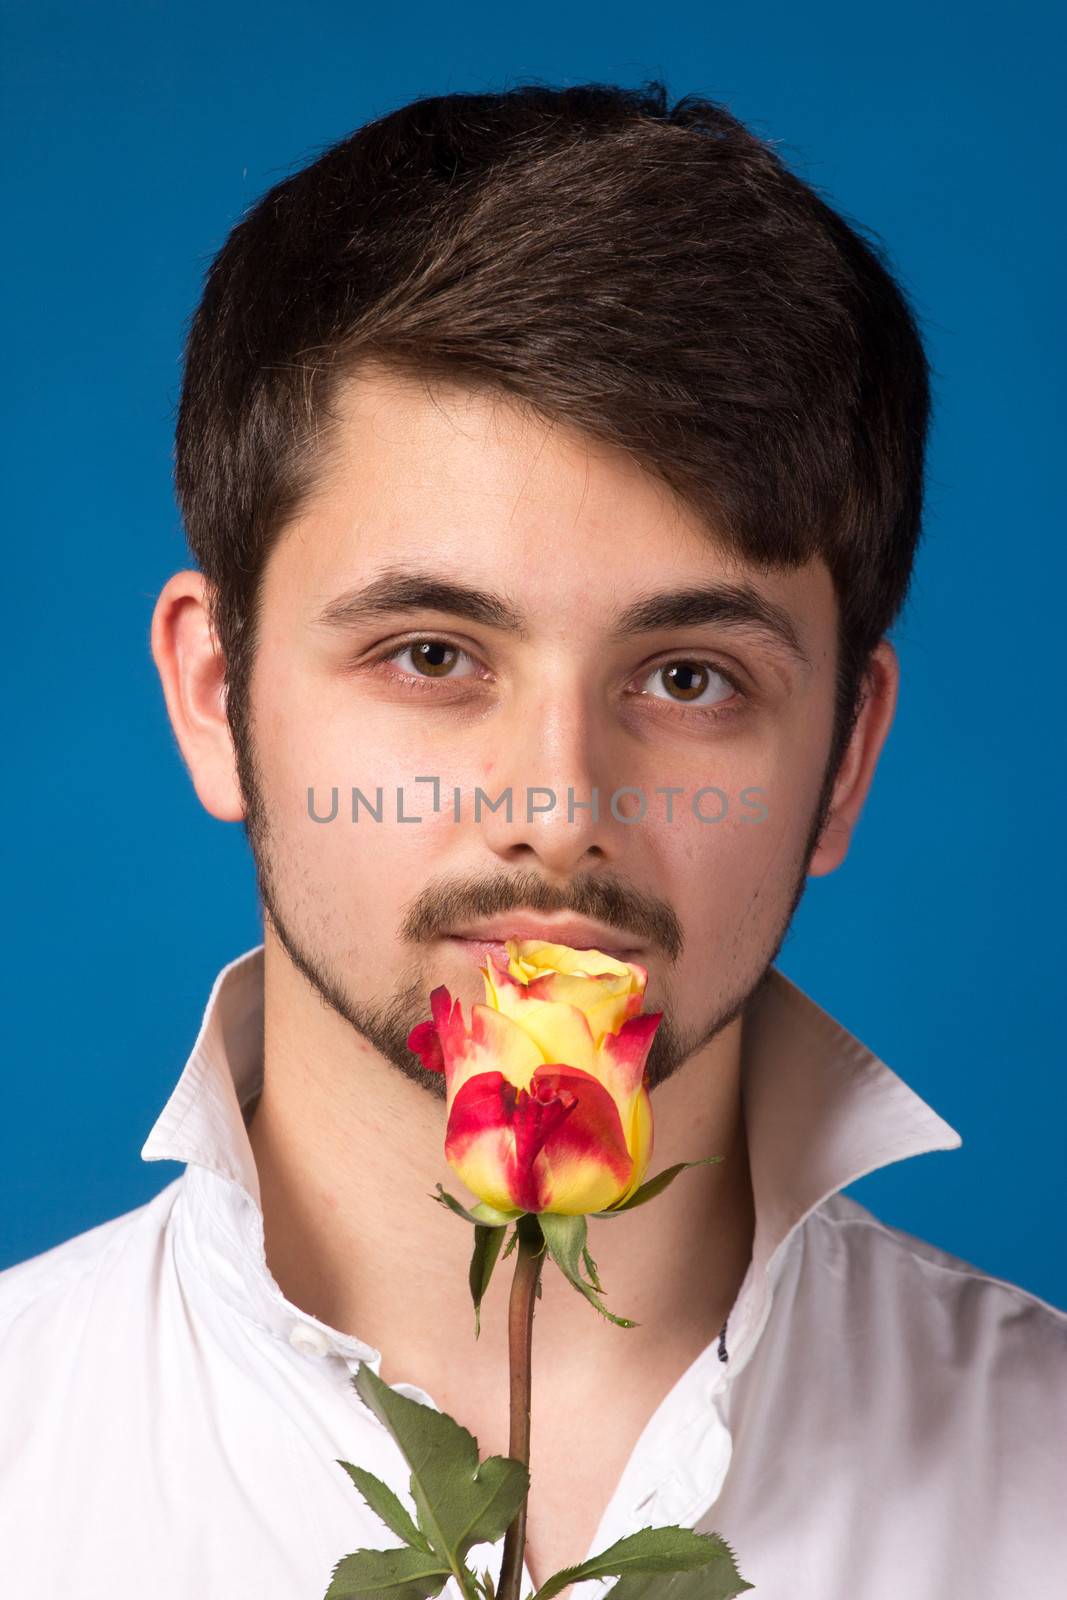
left=406, top=939, right=662, bottom=1216
left=331, top=938, right=750, bottom=1600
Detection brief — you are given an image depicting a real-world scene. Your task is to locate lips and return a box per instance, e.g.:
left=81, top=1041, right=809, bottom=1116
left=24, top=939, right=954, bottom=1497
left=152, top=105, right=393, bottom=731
left=445, top=917, right=644, bottom=960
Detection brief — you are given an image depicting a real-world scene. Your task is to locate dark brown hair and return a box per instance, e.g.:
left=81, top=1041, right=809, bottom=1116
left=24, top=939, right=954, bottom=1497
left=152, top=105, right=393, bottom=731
left=174, top=79, right=932, bottom=804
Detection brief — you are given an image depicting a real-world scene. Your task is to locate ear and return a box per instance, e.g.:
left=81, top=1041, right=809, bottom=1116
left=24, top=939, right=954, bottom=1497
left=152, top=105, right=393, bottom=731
left=150, top=570, right=245, bottom=823
left=807, top=638, right=899, bottom=878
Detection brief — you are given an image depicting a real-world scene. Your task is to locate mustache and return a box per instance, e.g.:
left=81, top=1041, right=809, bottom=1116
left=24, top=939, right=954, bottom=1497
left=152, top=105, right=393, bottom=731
left=399, top=867, right=683, bottom=963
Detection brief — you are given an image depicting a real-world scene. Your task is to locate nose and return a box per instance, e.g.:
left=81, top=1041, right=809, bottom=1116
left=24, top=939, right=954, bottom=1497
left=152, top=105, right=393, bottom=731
left=474, top=679, right=635, bottom=877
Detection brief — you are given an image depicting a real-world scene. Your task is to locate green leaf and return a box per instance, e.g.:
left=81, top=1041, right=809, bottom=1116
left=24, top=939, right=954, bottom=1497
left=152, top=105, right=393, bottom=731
left=325, top=1543, right=452, bottom=1600
left=537, top=1213, right=636, bottom=1328
left=468, top=1224, right=507, bottom=1338
left=532, top=1527, right=752, bottom=1600
left=607, top=1540, right=753, bottom=1600
left=351, top=1362, right=529, bottom=1577
left=500, top=1227, right=520, bottom=1260
left=593, top=1158, right=724, bottom=1217
left=480, top=1567, right=497, bottom=1600
left=336, top=1461, right=432, bottom=1553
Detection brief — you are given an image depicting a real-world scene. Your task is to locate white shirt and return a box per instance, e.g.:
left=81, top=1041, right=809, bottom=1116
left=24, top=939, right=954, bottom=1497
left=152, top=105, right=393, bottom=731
left=1, top=944, right=1064, bottom=1599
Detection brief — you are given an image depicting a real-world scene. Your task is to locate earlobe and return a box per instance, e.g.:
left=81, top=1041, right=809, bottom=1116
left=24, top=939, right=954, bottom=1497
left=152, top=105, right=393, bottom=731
left=150, top=570, right=246, bottom=823
left=806, top=639, right=900, bottom=879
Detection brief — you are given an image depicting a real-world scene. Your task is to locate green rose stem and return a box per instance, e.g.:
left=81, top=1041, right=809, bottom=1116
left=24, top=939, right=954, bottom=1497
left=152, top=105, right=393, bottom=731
left=496, top=1214, right=547, bottom=1600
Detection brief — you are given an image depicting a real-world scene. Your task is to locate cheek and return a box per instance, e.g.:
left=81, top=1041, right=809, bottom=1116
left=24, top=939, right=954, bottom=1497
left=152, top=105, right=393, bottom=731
left=250, top=672, right=473, bottom=928
left=655, top=795, right=781, bottom=906
left=649, top=750, right=820, bottom=962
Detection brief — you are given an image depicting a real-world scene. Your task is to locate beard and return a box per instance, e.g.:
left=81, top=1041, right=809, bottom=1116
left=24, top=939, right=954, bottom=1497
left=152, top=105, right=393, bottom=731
left=234, top=711, right=837, bottom=1105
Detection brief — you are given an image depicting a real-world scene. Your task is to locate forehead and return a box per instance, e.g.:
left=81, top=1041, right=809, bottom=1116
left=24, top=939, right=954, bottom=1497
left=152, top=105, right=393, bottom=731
left=268, top=364, right=837, bottom=648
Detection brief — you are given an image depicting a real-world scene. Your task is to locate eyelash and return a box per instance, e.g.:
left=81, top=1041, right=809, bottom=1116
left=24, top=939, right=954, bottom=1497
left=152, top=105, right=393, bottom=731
left=363, top=636, right=749, bottom=724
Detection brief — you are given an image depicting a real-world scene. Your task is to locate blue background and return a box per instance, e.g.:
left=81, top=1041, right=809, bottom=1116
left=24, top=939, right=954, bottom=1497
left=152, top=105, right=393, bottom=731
left=2, top=1, right=1064, bottom=1308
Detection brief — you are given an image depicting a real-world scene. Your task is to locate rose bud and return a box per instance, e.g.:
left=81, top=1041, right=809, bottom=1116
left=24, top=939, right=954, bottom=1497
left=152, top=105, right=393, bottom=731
left=407, top=939, right=661, bottom=1216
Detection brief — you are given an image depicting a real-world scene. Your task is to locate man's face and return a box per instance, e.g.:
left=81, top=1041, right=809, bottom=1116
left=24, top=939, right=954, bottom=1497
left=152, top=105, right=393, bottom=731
left=238, top=365, right=839, bottom=1099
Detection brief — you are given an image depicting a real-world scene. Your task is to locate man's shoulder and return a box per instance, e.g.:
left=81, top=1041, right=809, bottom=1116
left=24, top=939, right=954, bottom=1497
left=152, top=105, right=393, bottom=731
left=807, top=1192, right=1067, bottom=1379
left=0, top=1177, right=183, bottom=1341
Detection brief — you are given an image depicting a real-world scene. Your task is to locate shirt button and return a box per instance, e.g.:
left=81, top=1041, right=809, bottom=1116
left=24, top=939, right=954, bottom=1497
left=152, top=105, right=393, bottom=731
left=289, top=1322, right=333, bottom=1357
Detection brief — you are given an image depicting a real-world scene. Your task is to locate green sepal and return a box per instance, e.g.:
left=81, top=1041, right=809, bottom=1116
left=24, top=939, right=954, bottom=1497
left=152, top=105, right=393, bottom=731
left=325, top=1543, right=453, bottom=1600
left=471, top=1201, right=520, bottom=1224
left=480, top=1567, right=497, bottom=1600
left=336, top=1461, right=432, bottom=1553
left=537, top=1212, right=636, bottom=1328
left=593, top=1158, right=724, bottom=1218
left=432, top=1184, right=521, bottom=1228
left=530, top=1526, right=752, bottom=1600
left=581, top=1243, right=604, bottom=1292
left=468, top=1224, right=507, bottom=1338
left=351, top=1362, right=529, bottom=1575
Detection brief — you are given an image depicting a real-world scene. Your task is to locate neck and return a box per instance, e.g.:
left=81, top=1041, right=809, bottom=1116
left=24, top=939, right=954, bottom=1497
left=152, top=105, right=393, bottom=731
left=246, top=932, right=755, bottom=1412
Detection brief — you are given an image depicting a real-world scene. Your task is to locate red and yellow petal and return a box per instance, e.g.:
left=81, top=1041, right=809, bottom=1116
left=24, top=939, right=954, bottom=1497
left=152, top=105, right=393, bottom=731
left=524, top=1065, right=634, bottom=1213
left=508, top=941, right=640, bottom=984
left=494, top=998, right=601, bottom=1078
left=445, top=1064, right=634, bottom=1214
left=445, top=1002, right=545, bottom=1107
left=596, top=1010, right=662, bottom=1109
left=445, top=1069, right=583, bottom=1212
left=611, top=1082, right=654, bottom=1207
left=581, top=986, right=647, bottom=1048
left=483, top=941, right=646, bottom=1031
left=443, top=1073, right=527, bottom=1212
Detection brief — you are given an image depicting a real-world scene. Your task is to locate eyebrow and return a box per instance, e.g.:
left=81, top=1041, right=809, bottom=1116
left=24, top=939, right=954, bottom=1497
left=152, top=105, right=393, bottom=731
left=313, top=567, right=811, bottom=669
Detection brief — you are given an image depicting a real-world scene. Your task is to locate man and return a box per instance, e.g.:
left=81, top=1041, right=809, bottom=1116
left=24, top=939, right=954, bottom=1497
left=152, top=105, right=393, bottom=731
left=1, top=81, right=1063, bottom=1598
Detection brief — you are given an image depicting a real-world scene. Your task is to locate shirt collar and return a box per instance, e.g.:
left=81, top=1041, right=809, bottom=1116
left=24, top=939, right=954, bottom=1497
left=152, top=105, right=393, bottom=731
left=728, top=961, right=962, bottom=1376
left=142, top=945, right=267, bottom=1209
left=141, top=943, right=961, bottom=1370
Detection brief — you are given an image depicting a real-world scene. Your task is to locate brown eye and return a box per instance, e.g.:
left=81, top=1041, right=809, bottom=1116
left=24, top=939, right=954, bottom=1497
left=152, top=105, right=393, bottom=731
left=378, top=638, right=482, bottom=685
left=661, top=661, right=711, bottom=701
left=638, top=659, right=736, bottom=709
left=410, top=640, right=461, bottom=676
